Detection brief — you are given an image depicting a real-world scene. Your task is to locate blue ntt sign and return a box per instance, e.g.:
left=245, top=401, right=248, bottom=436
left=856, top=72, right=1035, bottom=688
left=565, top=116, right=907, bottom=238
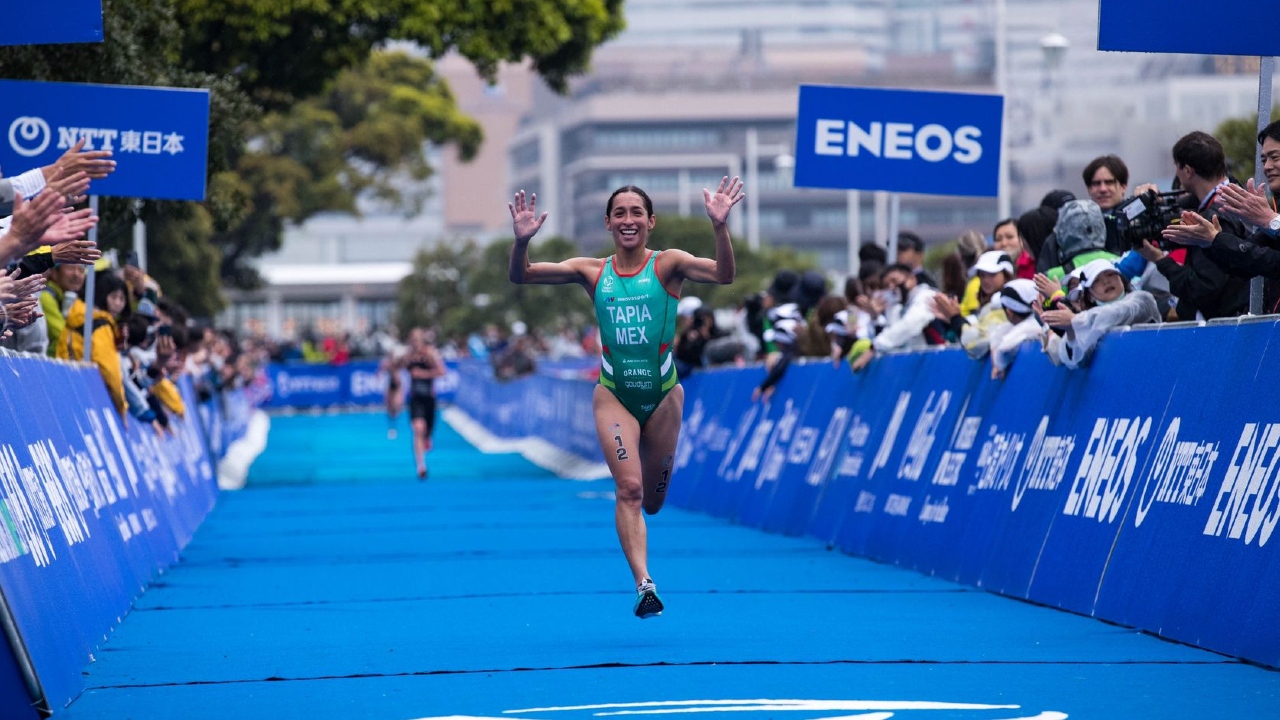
left=0, top=80, right=210, bottom=201
left=1100, top=1, right=1280, bottom=56
left=793, top=84, right=1003, bottom=197
left=0, top=1, right=103, bottom=47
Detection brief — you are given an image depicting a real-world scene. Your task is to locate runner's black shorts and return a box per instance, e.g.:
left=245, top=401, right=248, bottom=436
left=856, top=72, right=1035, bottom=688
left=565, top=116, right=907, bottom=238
left=409, top=380, right=436, bottom=430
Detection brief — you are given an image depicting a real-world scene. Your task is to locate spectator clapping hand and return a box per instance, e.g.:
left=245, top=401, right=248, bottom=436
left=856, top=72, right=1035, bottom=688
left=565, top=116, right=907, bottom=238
left=42, top=207, right=98, bottom=246
left=52, top=139, right=116, bottom=181
left=52, top=238, right=102, bottom=265
left=46, top=171, right=90, bottom=204
left=931, top=293, right=962, bottom=323
left=1161, top=211, right=1221, bottom=248
left=2, top=295, right=42, bottom=332
left=0, top=267, right=45, bottom=303
left=1033, top=273, right=1059, bottom=302
left=1215, top=178, right=1275, bottom=228
left=1038, top=300, right=1076, bottom=329
left=5, top=191, right=65, bottom=253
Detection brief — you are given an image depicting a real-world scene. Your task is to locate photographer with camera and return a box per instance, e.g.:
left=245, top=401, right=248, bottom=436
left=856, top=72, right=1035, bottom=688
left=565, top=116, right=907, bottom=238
left=1162, top=121, right=1280, bottom=313
left=1085, top=155, right=1137, bottom=256
left=1036, top=157, right=1138, bottom=274
left=1133, top=131, right=1249, bottom=321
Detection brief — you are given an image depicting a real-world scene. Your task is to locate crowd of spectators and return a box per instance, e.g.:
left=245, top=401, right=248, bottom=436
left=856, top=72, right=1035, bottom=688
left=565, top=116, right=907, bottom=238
left=0, top=143, right=267, bottom=432
left=667, top=121, right=1280, bottom=395
left=18, top=121, right=1277, bottom=405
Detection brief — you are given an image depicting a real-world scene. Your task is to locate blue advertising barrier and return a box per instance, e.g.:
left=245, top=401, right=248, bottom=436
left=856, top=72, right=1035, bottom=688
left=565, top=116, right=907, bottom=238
left=457, top=321, right=1280, bottom=668
left=0, top=356, right=246, bottom=717
left=1099, top=1, right=1280, bottom=56
left=261, top=360, right=461, bottom=409
left=0, top=79, right=210, bottom=201
left=452, top=361, right=600, bottom=463
left=0, top=1, right=102, bottom=47
left=793, top=84, right=1003, bottom=197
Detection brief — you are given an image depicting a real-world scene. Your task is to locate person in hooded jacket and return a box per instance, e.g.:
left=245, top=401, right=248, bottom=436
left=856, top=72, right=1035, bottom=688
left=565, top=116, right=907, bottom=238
left=57, top=271, right=128, bottom=416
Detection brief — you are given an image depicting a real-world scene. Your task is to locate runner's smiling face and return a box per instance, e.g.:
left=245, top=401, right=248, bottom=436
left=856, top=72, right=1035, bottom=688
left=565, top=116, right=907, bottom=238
left=606, top=192, right=656, bottom=250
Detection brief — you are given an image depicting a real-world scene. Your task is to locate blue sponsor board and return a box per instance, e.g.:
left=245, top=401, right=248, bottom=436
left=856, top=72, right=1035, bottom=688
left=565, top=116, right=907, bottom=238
left=452, top=361, right=601, bottom=462
left=0, top=357, right=228, bottom=716
left=459, top=320, right=1280, bottom=668
left=0, top=79, right=210, bottom=201
left=1099, top=1, right=1280, bottom=57
left=262, top=361, right=461, bottom=409
left=793, top=84, right=1003, bottom=197
left=0, top=1, right=103, bottom=47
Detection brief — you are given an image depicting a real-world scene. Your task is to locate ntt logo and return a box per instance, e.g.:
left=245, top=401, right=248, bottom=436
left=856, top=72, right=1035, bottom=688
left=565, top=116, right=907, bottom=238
left=8, top=116, right=51, bottom=157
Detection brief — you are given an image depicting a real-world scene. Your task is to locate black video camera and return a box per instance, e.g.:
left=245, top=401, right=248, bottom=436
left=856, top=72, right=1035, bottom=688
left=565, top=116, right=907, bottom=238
left=1113, top=190, right=1186, bottom=248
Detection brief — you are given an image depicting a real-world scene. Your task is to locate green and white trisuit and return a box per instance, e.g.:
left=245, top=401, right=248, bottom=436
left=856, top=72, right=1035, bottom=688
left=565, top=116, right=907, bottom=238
left=593, top=250, right=680, bottom=426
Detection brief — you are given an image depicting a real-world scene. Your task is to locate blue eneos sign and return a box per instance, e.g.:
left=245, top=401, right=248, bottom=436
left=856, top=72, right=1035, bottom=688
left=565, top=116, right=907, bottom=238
left=1100, top=1, right=1280, bottom=56
left=0, top=1, right=103, bottom=47
left=793, top=84, right=1003, bottom=197
left=0, top=80, right=210, bottom=201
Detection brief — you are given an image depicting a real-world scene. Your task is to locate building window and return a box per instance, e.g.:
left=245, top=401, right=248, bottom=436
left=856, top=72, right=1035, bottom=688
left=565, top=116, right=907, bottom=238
left=512, top=141, right=540, bottom=169
left=594, top=128, right=721, bottom=151
left=759, top=210, right=787, bottom=231
left=811, top=208, right=848, bottom=228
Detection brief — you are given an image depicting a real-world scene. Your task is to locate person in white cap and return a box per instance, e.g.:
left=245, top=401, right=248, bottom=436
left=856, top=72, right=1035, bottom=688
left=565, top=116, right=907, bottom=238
left=931, top=250, right=1015, bottom=357
left=968, top=250, right=1015, bottom=308
left=989, top=279, right=1046, bottom=379
left=1041, top=258, right=1160, bottom=369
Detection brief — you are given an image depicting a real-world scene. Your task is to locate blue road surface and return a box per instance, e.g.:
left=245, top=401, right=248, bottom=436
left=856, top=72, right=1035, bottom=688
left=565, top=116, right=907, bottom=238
left=61, top=411, right=1280, bottom=719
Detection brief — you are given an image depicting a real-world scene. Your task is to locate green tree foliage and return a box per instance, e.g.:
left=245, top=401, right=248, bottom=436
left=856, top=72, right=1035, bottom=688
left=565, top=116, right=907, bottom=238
left=0, top=0, right=258, bottom=316
left=397, top=236, right=593, bottom=340
left=1217, top=108, right=1280, bottom=183
left=176, top=0, right=625, bottom=106
left=397, top=240, right=481, bottom=339
left=214, top=51, right=485, bottom=288
left=645, top=216, right=818, bottom=309
left=0, top=0, right=624, bottom=317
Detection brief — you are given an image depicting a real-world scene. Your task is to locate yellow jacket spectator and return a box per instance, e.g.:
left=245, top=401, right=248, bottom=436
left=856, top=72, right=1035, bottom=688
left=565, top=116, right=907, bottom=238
left=150, top=377, right=187, bottom=418
left=40, top=263, right=86, bottom=357
left=959, top=276, right=982, bottom=317
left=56, top=273, right=130, bottom=417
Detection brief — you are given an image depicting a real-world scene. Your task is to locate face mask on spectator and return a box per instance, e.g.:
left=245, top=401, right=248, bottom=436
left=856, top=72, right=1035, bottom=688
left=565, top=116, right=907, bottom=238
left=1079, top=259, right=1126, bottom=305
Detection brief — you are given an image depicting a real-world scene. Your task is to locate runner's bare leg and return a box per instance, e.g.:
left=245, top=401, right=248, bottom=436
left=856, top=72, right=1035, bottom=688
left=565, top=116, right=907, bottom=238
left=594, top=385, right=648, bottom=587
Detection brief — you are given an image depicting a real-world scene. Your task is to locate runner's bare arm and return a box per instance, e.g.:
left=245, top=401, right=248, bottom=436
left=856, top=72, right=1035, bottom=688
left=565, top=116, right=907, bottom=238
left=427, top=346, right=448, bottom=379
left=508, top=190, right=598, bottom=286
left=664, top=176, right=744, bottom=285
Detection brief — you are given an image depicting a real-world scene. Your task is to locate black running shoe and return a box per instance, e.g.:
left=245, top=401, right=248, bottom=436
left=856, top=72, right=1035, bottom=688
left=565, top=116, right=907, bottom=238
left=633, top=579, right=664, bottom=619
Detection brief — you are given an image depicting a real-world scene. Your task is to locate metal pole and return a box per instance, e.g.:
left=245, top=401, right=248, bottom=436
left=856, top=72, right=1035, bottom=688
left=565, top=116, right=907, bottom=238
left=994, top=0, right=1011, bottom=220
left=1251, top=57, right=1274, bottom=316
left=0, top=585, right=47, bottom=716
left=132, top=200, right=147, bottom=273
left=874, top=191, right=889, bottom=247
left=82, top=196, right=98, bottom=362
left=746, top=127, right=760, bottom=251
left=887, top=193, right=902, bottom=264
left=847, top=190, right=862, bottom=277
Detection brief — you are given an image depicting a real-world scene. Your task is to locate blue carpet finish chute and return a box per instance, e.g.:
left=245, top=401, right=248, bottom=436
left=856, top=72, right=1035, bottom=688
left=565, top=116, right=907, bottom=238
left=673, top=321, right=1280, bottom=667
